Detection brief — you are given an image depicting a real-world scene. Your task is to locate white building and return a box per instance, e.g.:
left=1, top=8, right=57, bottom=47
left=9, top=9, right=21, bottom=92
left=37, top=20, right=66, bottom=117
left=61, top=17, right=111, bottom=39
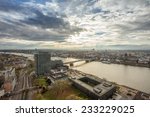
left=0, top=89, right=4, bottom=97
left=4, top=67, right=16, bottom=80
left=0, top=67, right=17, bottom=92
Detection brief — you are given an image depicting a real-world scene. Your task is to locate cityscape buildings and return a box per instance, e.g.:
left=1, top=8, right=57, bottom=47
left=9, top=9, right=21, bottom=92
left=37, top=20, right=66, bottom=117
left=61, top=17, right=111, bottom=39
left=0, top=0, right=150, bottom=102
left=0, top=51, right=150, bottom=100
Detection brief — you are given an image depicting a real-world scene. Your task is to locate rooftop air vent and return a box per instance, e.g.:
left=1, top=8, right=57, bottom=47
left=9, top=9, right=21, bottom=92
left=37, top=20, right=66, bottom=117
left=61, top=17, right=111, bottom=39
left=93, top=87, right=102, bottom=94
left=103, top=82, right=112, bottom=87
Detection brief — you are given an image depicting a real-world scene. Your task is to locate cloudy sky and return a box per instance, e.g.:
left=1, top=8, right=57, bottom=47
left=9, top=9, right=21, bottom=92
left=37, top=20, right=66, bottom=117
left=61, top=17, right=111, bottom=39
left=0, top=0, right=150, bottom=50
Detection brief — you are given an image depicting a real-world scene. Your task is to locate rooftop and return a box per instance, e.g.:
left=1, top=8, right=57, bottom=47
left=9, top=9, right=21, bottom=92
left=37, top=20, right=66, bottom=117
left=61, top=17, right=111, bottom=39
left=70, top=76, right=116, bottom=99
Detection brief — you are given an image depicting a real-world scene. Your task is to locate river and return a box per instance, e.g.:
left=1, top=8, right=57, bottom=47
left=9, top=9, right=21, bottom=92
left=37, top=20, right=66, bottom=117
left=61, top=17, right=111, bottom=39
left=4, top=52, right=150, bottom=94
left=73, top=62, right=150, bottom=94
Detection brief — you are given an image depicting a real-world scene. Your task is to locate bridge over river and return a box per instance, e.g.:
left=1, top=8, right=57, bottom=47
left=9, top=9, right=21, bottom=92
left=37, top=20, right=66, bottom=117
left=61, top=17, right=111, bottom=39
left=63, top=59, right=95, bottom=66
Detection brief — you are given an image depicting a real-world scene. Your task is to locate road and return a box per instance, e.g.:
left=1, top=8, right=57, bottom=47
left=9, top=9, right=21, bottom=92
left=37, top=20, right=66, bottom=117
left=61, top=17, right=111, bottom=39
left=10, top=69, right=33, bottom=100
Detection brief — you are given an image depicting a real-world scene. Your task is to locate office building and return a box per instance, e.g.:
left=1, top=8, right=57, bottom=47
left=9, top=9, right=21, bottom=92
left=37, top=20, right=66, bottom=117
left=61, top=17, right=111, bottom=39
left=70, top=76, right=116, bottom=99
left=34, top=51, right=51, bottom=75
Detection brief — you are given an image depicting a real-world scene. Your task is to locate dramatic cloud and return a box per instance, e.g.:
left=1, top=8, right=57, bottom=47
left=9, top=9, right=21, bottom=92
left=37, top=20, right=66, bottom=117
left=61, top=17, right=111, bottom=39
left=0, top=0, right=150, bottom=49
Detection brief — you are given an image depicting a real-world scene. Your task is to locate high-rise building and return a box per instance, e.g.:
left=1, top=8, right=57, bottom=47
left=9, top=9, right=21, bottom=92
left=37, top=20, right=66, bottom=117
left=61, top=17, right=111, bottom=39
left=34, top=51, right=51, bottom=76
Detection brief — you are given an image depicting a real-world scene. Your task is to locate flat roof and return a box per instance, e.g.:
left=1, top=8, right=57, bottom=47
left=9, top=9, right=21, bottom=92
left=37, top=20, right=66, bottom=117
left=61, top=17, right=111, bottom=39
left=71, top=76, right=116, bottom=98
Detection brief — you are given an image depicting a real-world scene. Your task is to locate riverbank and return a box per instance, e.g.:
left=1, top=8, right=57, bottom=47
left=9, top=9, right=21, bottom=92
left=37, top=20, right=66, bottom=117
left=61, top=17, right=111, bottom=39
left=1, top=52, right=150, bottom=94
left=73, top=61, right=150, bottom=94
left=69, top=69, right=150, bottom=100
left=99, top=60, right=150, bottom=68
left=2, top=52, right=150, bottom=69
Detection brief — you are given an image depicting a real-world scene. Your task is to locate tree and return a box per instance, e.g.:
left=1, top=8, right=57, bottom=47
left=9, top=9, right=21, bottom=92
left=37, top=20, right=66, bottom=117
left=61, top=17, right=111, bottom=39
left=0, top=62, right=4, bottom=70
left=0, top=76, right=5, bottom=88
left=65, top=94, right=83, bottom=100
left=148, top=60, right=150, bottom=68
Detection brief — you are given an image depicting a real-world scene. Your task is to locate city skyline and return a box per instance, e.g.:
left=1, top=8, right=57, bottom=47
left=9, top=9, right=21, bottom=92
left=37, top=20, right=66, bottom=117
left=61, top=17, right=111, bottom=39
left=0, top=0, right=150, bottom=50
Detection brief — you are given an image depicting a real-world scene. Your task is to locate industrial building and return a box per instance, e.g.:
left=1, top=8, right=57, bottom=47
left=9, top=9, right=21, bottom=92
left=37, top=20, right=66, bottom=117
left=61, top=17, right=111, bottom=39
left=70, top=76, right=116, bottom=100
